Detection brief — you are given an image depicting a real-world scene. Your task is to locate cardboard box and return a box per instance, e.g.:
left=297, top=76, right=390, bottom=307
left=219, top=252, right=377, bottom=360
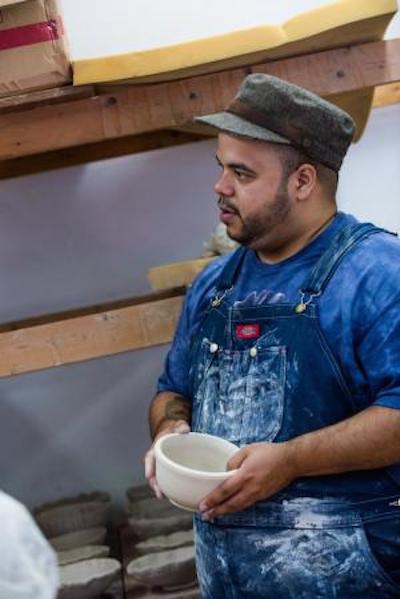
left=0, top=0, right=71, bottom=97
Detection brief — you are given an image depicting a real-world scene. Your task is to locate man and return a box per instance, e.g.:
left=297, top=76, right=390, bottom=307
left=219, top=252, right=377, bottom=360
left=145, top=74, right=400, bottom=598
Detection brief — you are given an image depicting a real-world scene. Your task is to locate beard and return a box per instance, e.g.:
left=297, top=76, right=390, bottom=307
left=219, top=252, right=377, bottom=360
left=218, top=179, right=291, bottom=249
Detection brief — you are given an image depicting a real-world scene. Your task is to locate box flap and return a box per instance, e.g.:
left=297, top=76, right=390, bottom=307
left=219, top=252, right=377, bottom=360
left=0, top=0, right=31, bottom=7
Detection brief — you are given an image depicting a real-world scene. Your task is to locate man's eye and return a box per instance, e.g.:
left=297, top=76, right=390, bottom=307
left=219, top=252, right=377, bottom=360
left=234, top=170, right=251, bottom=180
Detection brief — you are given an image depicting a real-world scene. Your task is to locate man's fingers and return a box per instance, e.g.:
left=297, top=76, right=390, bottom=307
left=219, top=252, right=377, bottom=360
left=144, top=449, right=155, bottom=481
left=144, top=450, right=164, bottom=498
left=149, top=476, right=163, bottom=499
left=144, top=422, right=190, bottom=500
left=227, top=447, right=248, bottom=470
left=199, top=471, right=243, bottom=512
left=202, top=489, right=254, bottom=519
left=199, top=448, right=249, bottom=511
left=174, top=421, right=191, bottom=434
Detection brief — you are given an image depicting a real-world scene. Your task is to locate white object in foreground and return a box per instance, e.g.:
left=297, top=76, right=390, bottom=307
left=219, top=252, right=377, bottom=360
left=155, top=432, right=239, bottom=511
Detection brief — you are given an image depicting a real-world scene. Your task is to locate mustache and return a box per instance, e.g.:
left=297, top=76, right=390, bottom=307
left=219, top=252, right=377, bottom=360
left=218, top=196, right=239, bottom=214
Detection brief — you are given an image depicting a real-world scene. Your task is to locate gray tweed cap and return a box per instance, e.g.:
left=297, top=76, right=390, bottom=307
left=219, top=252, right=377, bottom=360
left=195, top=73, right=355, bottom=171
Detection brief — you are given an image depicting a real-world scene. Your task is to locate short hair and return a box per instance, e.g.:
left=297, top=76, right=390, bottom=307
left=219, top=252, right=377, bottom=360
left=274, top=144, right=338, bottom=199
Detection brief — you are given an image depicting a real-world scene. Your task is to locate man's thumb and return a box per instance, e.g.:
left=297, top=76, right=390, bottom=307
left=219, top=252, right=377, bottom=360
left=227, top=447, right=248, bottom=471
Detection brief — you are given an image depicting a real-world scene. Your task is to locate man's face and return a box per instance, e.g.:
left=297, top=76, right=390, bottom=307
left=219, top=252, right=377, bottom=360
left=215, top=133, right=292, bottom=254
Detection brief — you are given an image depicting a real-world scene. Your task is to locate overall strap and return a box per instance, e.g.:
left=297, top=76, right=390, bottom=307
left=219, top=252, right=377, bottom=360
left=303, top=222, right=393, bottom=295
left=215, top=246, right=248, bottom=292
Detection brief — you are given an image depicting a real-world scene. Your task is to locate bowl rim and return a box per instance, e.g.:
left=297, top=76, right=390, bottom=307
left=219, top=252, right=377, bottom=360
left=154, top=432, right=238, bottom=479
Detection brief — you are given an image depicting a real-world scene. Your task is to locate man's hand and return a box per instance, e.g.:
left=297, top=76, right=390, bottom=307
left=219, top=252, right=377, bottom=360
left=199, top=441, right=296, bottom=519
left=199, top=406, right=400, bottom=519
left=145, top=391, right=192, bottom=497
left=144, top=420, right=190, bottom=498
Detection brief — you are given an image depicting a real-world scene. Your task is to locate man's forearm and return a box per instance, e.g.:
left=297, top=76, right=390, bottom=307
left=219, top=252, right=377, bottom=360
left=288, top=405, right=400, bottom=479
left=149, top=391, right=192, bottom=440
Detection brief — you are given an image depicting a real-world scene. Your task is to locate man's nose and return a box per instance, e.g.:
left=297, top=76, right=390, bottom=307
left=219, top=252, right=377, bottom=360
left=214, top=171, right=234, bottom=197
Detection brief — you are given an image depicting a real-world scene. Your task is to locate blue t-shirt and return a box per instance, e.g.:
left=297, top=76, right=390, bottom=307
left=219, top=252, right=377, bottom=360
left=158, top=212, right=400, bottom=414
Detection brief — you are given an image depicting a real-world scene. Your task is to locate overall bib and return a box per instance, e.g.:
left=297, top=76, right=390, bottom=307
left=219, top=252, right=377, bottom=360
left=189, top=223, right=400, bottom=598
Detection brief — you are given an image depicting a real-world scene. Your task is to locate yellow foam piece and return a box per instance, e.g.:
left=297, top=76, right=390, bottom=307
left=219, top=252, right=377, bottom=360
left=73, top=0, right=396, bottom=85
left=72, top=0, right=397, bottom=141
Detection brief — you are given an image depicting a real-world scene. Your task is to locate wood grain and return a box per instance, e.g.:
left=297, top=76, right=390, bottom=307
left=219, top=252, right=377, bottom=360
left=0, top=292, right=184, bottom=378
left=0, top=39, right=398, bottom=163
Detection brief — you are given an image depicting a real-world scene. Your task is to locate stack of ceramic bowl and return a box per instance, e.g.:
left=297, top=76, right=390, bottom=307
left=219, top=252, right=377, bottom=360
left=123, top=433, right=239, bottom=598
left=126, top=485, right=193, bottom=541
left=123, top=485, right=200, bottom=598
left=33, top=491, right=121, bottom=598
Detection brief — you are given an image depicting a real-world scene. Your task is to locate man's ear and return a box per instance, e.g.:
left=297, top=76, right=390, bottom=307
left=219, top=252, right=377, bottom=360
left=291, top=163, right=317, bottom=201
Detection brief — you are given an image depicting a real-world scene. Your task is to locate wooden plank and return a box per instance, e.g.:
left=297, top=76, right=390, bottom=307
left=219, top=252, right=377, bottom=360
left=0, top=130, right=210, bottom=180
left=0, top=80, right=397, bottom=180
left=0, top=291, right=185, bottom=378
left=373, top=81, right=400, bottom=108
left=255, top=38, right=400, bottom=96
left=0, top=38, right=399, bottom=162
left=147, top=257, right=215, bottom=290
left=0, top=287, right=185, bottom=332
left=0, top=85, right=96, bottom=115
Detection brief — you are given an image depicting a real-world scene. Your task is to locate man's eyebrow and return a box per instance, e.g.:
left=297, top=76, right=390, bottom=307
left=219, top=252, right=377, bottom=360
left=215, top=155, right=256, bottom=175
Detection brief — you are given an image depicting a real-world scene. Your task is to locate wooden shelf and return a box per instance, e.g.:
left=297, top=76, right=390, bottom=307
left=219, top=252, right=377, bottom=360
left=0, top=289, right=185, bottom=378
left=147, top=257, right=216, bottom=290
left=1, top=37, right=399, bottom=376
left=0, top=38, right=399, bottom=179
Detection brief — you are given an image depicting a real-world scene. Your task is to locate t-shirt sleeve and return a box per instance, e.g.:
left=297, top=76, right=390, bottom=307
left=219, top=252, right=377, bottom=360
left=359, top=296, right=400, bottom=410
left=156, top=290, right=192, bottom=397
left=156, top=255, right=228, bottom=398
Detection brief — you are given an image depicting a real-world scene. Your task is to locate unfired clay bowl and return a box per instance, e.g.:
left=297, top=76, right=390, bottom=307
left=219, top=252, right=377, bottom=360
left=127, top=495, right=179, bottom=518
left=134, top=529, right=194, bottom=556
left=36, top=501, right=110, bottom=538
left=49, top=526, right=107, bottom=551
left=154, top=432, right=238, bottom=511
left=58, top=557, right=120, bottom=599
left=127, top=512, right=194, bottom=540
left=57, top=544, right=110, bottom=566
left=126, top=545, right=196, bottom=590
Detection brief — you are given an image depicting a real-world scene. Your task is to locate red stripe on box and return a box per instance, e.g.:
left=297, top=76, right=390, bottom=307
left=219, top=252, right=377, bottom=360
left=0, top=19, right=60, bottom=51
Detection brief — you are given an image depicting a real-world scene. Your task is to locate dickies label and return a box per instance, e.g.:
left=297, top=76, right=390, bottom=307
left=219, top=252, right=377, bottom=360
left=236, top=323, right=260, bottom=339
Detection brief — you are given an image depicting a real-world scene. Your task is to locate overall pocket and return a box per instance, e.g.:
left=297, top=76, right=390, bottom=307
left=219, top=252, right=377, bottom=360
left=193, top=342, right=286, bottom=444
left=358, top=517, right=400, bottom=593
left=240, top=345, right=286, bottom=444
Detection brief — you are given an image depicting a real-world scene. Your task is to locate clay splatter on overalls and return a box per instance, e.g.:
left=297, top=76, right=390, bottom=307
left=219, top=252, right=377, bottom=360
left=189, top=224, right=400, bottom=598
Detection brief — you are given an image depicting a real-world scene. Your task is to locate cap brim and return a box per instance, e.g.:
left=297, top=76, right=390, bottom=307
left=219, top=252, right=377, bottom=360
left=194, top=112, right=291, bottom=145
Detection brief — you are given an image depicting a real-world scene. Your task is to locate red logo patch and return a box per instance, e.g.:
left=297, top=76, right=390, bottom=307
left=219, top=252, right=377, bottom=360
left=236, top=324, right=260, bottom=339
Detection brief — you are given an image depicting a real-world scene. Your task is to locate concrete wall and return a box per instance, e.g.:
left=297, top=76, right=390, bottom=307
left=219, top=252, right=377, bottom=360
left=0, top=1, right=399, bottom=509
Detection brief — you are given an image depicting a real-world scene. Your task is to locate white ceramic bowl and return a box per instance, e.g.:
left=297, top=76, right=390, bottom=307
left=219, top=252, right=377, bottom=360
left=154, top=432, right=238, bottom=511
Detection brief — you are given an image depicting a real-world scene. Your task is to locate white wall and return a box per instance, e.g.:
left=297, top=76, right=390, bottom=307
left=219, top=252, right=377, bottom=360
left=0, top=1, right=399, bottom=509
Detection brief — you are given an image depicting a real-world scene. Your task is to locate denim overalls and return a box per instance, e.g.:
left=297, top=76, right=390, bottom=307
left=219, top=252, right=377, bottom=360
left=189, top=223, right=400, bottom=598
